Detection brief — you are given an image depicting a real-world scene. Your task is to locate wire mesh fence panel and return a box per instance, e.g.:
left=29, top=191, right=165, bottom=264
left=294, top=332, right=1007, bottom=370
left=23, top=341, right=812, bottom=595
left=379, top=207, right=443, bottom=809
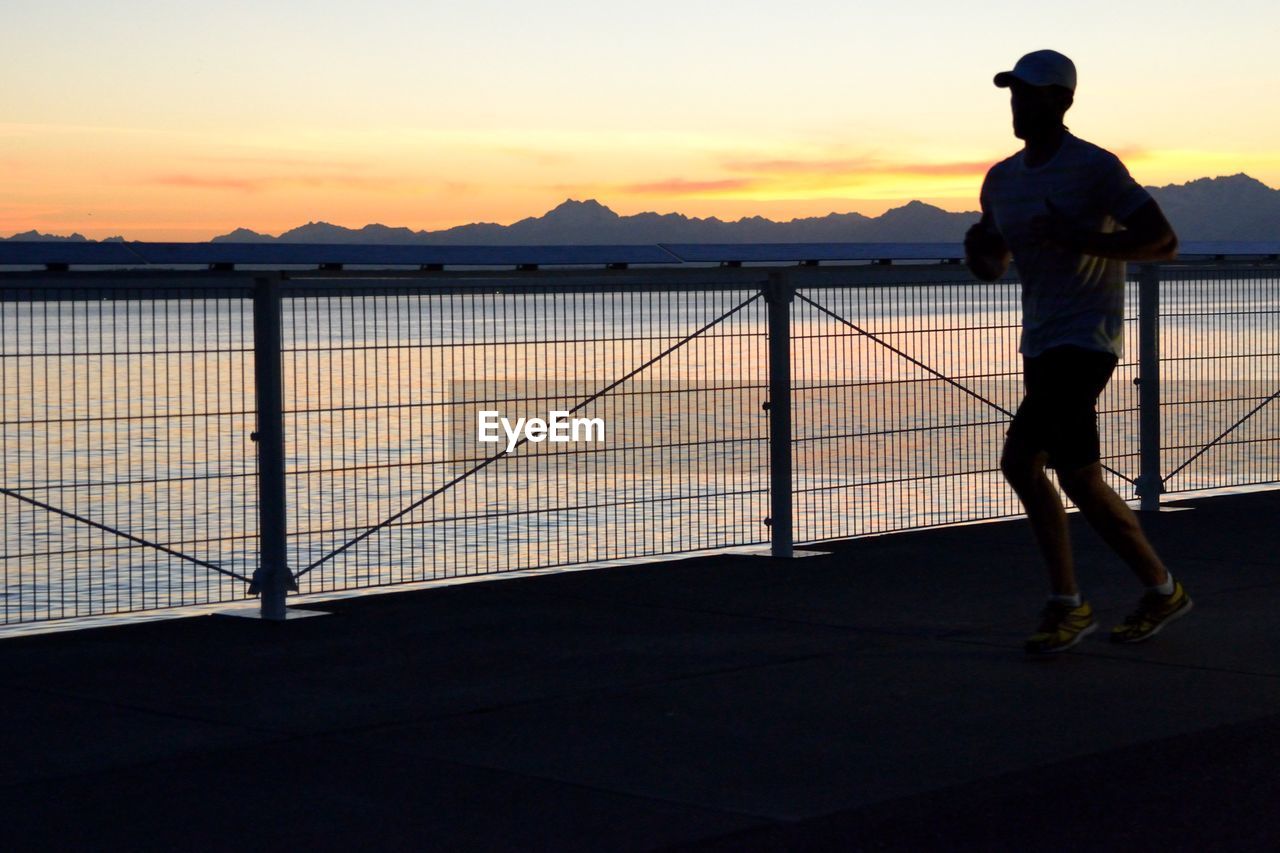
left=792, top=272, right=1145, bottom=542
left=1158, top=266, right=1280, bottom=494
left=280, top=282, right=771, bottom=594
left=793, top=277, right=1020, bottom=540
left=2, top=261, right=1276, bottom=627
left=1101, top=277, right=1145, bottom=491
left=1, top=283, right=257, bottom=624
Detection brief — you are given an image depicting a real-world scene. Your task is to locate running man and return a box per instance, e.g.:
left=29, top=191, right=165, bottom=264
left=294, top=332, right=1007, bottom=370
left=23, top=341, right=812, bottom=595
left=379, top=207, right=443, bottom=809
left=964, top=50, right=1192, bottom=654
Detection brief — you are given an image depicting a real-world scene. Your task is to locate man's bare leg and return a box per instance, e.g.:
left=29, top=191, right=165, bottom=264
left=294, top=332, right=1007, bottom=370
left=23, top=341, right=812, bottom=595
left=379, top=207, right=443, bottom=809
left=1001, top=442, right=1077, bottom=596
left=1057, top=462, right=1169, bottom=588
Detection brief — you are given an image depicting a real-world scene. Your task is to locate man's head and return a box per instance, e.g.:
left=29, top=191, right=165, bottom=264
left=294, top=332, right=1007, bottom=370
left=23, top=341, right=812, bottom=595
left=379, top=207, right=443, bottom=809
left=995, top=50, right=1076, bottom=140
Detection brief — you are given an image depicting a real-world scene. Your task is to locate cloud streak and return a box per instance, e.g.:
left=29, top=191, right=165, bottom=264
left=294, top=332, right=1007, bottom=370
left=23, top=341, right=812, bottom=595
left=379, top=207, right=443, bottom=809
left=191, top=154, right=365, bottom=170
left=157, top=175, right=268, bottom=192
left=620, top=178, right=757, bottom=195
left=608, top=153, right=995, bottom=200
left=724, top=156, right=992, bottom=178
left=153, top=173, right=411, bottom=193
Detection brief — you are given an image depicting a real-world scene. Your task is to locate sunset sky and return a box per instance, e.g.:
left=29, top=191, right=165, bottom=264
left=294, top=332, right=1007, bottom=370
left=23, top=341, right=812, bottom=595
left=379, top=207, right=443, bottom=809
left=5, top=0, right=1279, bottom=241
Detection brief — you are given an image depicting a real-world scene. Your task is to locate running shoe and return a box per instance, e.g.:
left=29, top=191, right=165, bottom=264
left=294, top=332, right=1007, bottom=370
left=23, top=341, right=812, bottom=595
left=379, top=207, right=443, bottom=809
left=1025, top=600, right=1097, bottom=654
left=1110, top=580, right=1193, bottom=644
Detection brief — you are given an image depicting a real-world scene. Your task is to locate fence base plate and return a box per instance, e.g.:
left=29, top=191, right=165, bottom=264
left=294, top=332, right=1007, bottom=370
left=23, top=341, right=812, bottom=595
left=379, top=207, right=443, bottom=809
left=215, top=606, right=330, bottom=622
left=730, top=546, right=830, bottom=559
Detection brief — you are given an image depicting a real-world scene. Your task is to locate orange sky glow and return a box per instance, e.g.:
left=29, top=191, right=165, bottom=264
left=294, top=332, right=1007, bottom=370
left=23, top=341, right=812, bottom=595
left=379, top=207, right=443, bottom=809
left=5, top=1, right=1279, bottom=241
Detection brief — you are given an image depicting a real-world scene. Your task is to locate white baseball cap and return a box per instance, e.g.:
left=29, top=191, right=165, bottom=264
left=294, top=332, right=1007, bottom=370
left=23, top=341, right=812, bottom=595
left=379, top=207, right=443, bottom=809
left=994, top=50, right=1077, bottom=92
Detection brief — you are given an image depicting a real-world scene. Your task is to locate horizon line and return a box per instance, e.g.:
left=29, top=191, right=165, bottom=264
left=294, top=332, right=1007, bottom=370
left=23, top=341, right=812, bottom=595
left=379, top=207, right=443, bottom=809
left=4, top=172, right=1271, bottom=243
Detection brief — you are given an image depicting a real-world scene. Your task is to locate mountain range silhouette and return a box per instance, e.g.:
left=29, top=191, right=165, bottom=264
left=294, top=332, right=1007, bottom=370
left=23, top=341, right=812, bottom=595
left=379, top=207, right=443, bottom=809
left=6, top=174, right=1278, bottom=244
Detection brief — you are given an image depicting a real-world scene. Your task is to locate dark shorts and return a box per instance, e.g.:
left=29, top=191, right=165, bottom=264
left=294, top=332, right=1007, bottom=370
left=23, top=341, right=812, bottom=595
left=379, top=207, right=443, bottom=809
left=1005, top=345, right=1118, bottom=471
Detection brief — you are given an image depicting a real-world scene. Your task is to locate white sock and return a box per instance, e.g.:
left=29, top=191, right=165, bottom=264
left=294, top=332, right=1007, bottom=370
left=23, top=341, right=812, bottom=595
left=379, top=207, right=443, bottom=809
left=1051, top=593, right=1082, bottom=607
left=1151, top=572, right=1175, bottom=596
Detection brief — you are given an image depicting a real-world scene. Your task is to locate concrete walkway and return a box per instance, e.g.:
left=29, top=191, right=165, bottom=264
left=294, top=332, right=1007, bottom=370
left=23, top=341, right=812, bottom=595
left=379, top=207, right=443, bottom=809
left=2, top=490, right=1278, bottom=851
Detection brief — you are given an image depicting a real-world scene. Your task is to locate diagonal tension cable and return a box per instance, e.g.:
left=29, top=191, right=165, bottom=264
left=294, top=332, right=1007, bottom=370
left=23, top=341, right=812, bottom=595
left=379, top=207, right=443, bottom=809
left=796, top=292, right=1135, bottom=485
left=294, top=290, right=766, bottom=579
left=796, top=292, right=1017, bottom=417
left=0, top=487, right=250, bottom=582
left=1162, top=385, right=1280, bottom=483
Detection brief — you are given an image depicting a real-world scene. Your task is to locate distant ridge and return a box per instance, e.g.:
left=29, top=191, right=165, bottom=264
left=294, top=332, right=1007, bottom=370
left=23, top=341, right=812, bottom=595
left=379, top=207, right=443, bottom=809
left=1145, top=174, right=1280, bottom=242
left=2, top=229, right=124, bottom=243
left=4, top=229, right=91, bottom=242
left=211, top=200, right=899, bottom=246
left=6, top=174, right=1279, bottom=244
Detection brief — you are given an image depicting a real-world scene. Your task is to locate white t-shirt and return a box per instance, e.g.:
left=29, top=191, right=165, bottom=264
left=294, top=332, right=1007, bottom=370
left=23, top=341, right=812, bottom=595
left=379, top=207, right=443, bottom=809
left=980, top=132, right=1153, bottom=357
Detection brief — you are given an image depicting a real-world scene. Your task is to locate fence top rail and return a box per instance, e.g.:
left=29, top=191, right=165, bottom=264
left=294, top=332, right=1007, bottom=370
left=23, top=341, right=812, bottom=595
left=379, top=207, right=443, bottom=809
left=3, top=240, right=1279, bottom=272
left=2, top=257, right=1279, bottom=302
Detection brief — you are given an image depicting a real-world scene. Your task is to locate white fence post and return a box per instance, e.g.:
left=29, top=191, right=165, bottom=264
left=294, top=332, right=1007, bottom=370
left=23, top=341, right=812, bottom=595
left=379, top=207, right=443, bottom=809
left=1136, top=263, right=1164, bottom=511
left=250, top=274, right=296, bottom=618
left=766, top=271, right=794, bottom=557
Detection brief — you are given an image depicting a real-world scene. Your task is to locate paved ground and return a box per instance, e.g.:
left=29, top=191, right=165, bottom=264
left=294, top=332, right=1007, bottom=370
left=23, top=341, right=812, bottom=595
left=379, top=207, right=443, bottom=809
left=2, top=490, right=1278, bottom=851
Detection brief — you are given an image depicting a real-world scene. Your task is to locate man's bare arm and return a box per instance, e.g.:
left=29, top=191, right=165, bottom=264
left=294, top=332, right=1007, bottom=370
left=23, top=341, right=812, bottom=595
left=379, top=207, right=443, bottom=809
left=1032, top=198, right=1178, bottom=261
left=964, top=209, right=1011, bottom=281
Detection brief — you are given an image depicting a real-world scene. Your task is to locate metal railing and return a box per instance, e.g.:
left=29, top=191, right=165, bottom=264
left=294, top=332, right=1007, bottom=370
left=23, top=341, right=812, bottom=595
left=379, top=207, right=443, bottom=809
left=2, top=257, right=1277, bottom=625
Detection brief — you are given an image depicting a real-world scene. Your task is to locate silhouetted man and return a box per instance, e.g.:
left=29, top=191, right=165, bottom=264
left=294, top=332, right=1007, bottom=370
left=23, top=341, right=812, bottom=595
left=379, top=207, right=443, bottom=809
left=964, top=50, right=1191, bottom=654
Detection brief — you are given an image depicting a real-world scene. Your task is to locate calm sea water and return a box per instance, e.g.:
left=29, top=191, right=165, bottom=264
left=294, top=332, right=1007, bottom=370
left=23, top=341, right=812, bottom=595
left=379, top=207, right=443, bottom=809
left=3, top=277, right=1277, bottom=622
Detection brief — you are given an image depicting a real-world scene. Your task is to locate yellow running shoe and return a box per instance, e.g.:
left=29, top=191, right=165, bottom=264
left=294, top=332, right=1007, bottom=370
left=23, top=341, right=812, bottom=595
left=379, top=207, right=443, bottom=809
left=1110, top=580, right=1193, bottom=643
left=1025, top=600, right=1097, bottom=654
